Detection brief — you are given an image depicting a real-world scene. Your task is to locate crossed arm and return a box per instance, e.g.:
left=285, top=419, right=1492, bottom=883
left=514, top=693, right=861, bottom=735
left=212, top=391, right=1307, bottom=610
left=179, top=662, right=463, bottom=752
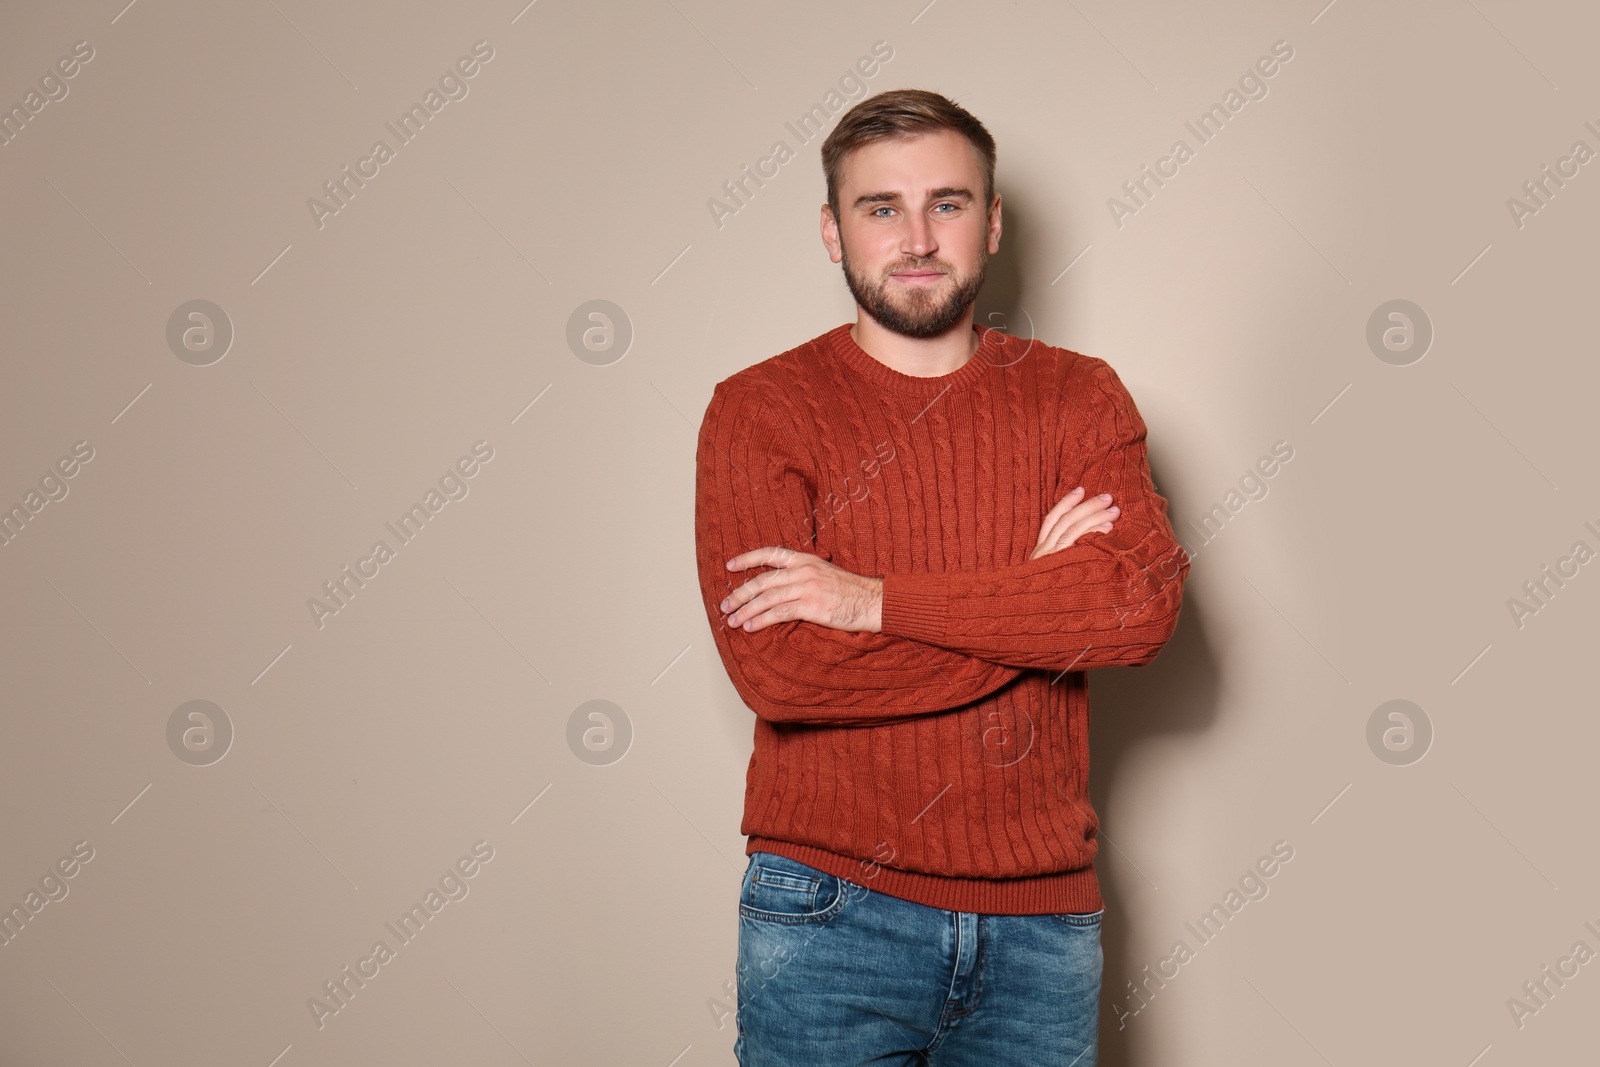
left=693, top=358, right=1190, bottom=726
left=718, top=479, right=1119, bottom=635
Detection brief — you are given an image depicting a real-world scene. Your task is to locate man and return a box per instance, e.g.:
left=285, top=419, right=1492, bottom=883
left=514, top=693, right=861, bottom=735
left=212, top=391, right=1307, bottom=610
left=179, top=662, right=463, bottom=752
left=694, top=88, right=1190, bottom=1065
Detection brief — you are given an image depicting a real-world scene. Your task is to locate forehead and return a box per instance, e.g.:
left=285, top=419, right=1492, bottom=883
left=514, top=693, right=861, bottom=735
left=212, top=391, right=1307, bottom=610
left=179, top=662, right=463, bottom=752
left=839, top=129, right=983, bottom=199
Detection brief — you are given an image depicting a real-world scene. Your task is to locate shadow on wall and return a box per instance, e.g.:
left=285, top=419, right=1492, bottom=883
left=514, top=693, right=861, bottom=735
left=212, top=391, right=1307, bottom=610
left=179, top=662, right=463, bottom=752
left=1088, top=443, right=1222, bottom=1067
left=971, top=179, right=1035, bottom=352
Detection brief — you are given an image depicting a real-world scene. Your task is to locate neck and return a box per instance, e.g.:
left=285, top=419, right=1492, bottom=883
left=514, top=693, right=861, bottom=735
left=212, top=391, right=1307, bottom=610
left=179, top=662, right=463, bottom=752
left=850, top=309, right=980, bottom=378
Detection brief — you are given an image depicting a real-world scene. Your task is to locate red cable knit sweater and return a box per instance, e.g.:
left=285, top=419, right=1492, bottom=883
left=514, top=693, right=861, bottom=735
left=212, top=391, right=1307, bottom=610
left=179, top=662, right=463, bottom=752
left=694, top=322, right=1189, bottom=914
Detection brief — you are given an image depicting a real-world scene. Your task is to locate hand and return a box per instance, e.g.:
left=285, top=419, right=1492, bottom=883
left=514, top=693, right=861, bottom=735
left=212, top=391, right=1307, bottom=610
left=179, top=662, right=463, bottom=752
left=1030, top=486, right=1117, bottom=560
left=720, top=547, right=882, bottom=634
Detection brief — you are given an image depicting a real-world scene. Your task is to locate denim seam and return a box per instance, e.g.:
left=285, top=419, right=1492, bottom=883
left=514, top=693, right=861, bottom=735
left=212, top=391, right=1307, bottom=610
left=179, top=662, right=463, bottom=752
left=1050, top=908, right=1105, bottom=927
left=739, top=874, right=848, bottom=925
left=753, top=869, right=819, bottom=894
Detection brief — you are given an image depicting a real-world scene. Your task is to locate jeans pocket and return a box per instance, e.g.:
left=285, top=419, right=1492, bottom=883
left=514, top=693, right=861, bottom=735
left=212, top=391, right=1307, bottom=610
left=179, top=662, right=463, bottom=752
left=739, top=852, right=847, bottom=925
left=1050, top=908, right=1105, bottom=928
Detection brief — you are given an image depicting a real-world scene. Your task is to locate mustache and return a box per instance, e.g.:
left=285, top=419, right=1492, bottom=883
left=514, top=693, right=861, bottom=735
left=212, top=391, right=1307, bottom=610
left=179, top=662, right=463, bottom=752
left=887, top=260, right=950, bottom=274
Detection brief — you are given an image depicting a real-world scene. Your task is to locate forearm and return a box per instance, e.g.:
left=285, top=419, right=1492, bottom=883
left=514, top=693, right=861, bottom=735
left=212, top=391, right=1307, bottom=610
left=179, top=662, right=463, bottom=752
left=706, top=611, right=1027, bottom=725
left=876, top=529, right=1189, bottom=670
left=697, top=379, right=1027, bottom=725
left=865, top=355, right=1191, bottom=672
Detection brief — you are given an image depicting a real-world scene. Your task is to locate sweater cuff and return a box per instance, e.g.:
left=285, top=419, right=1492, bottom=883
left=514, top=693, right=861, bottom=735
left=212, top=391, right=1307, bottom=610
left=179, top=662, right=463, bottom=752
left=879, top=572, right=954, bottom=645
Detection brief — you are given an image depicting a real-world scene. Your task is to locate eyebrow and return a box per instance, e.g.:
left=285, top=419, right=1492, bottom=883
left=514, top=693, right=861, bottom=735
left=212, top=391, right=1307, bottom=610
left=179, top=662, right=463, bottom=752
left=851, top=186, right=975, bottom=209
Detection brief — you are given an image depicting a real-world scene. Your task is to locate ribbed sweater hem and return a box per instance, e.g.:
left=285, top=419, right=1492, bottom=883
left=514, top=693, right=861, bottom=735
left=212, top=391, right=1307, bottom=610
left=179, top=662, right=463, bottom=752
left=746, top=836, right=1104, bottom=916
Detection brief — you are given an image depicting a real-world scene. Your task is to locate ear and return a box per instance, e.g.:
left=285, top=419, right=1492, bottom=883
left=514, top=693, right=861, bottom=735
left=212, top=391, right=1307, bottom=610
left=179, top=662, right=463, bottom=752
left=821, top=203, right=844, bottom=264
left=987, top=193, right=1002, bottom=255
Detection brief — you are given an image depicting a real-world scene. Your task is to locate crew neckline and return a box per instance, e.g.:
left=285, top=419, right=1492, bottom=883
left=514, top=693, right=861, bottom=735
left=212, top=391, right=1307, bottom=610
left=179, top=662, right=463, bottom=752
left=823, top=322, right=1004, bottom=398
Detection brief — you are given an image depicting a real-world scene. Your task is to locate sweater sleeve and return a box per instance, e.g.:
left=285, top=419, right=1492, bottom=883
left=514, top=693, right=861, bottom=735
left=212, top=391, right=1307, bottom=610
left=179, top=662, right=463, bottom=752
left=695, top=377, right=1026, bottom=726
left=878, top=356, right=1190, bottom=672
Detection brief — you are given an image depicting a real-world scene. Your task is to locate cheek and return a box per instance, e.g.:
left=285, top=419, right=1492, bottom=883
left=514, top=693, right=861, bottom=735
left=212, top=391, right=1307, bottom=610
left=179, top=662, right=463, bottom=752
left=949, top=226, right=990, bottom=268
left=842, top=225, right=891, bottom=262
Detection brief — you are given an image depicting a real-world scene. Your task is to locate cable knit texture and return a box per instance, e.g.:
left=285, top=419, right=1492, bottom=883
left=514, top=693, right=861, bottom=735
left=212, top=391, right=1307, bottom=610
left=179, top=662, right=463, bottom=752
left=695, top=322, right=1190, bottom=914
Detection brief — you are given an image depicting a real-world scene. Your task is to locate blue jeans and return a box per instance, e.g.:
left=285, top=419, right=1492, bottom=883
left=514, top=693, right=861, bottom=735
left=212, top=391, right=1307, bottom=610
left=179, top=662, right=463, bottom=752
left=734, top=851, right=1103, bottom=1066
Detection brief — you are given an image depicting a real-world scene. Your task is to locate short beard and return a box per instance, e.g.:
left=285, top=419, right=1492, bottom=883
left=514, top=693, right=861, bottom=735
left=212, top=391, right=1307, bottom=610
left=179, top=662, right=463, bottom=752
left=840, top=241, right=988, bottom=340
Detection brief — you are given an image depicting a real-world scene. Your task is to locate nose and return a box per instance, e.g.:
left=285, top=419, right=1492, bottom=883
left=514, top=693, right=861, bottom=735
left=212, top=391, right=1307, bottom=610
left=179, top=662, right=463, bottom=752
left=901, top=210, right=936, bottom=259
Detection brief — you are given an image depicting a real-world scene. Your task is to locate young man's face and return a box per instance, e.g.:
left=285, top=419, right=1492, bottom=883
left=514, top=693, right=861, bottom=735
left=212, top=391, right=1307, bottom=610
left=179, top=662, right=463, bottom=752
left=823, top=128, right=1001, bottom=340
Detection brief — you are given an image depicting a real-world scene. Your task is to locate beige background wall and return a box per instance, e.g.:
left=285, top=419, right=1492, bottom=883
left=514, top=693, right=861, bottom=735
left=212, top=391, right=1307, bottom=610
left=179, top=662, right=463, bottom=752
left=2, top=1, right=1596, bottom=1064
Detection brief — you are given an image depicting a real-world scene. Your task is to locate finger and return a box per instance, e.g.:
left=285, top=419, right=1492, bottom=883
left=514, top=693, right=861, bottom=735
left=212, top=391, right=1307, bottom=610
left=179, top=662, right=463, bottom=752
left=731, top=604, right=783, bottom=632
left=1063, top=494, right=1115, bottom=522
left=726, top=546, right=805, bottom=572
left=1032, top=508, right=1118, bottom=558
left=726, top=586, right=800, bottom=630
left=1035, top=497, right=1116, bottom=553
left=1038, top=486, right=1085, bottom=529
left=726, top=547, right=777, bottom=571
left=728, top=547, right=796, bottom=571
left=1037, top=491, right=1113, bottom=539
left=1061, top=518, right=1116, bottom=545
left=720, top=570, right=776, bottom=613
left=1057, top=497, right=1118, bottom=531
left=1046, top=485, right=1086, bottom=517
left=728, top=570, right=806, bottom=622
left=1061, top=511, right=1117, bottom=542
left=1034, top=487, right=1085, bottom=552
